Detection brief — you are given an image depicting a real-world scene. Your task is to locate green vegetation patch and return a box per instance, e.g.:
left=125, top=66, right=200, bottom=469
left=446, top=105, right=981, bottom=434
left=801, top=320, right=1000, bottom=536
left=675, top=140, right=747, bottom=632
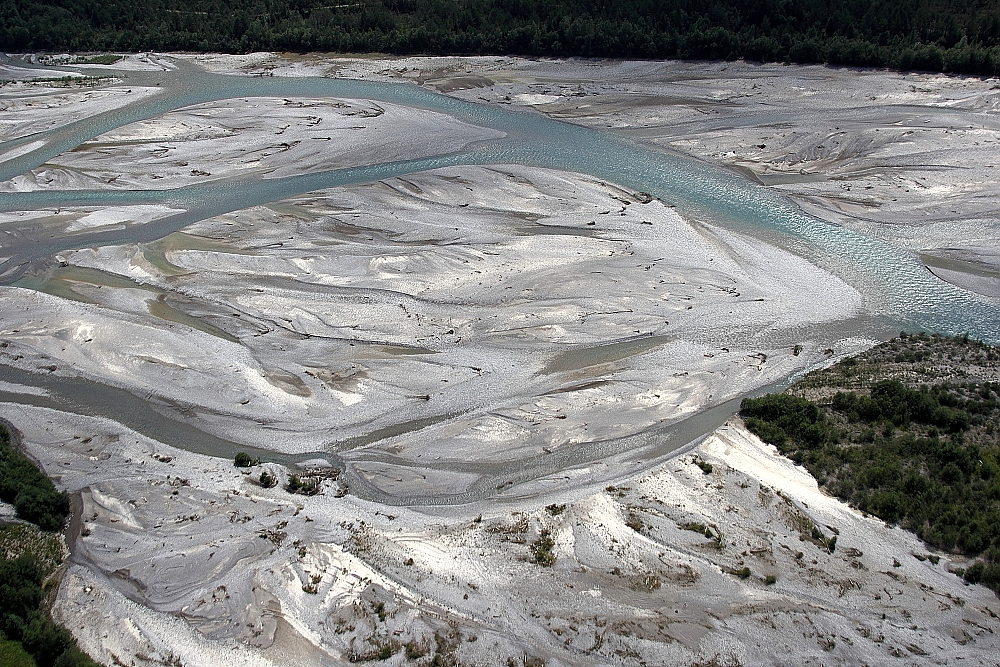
left=1, top=75, right=114, bottom=88
left=0, top=420, right=99, bottom=667
left=679, top=521, right=712, bottom=537
left=71, top=54, right=122, bottom=65
left=258, top=471, right=277, bottom=488
left=0, top=639, right=36, bottom=667
left=544, top=503, right=566, bottom=516
left=285, top=474, right=320, bottom=495
left=6, top=1, right=1000, bottom=76
left=0, top=551, right=99, bottom=667
left=741, top=333, right=1000, bottom=592
left=233, top=451, right=259, bottom=467
left=530, top=530, right=556, bottom=566
left=0, top=524, right=65, bottom=576
left=39, top=53, right=122, bottom=65
left=0, top=424, right=68, bottom=532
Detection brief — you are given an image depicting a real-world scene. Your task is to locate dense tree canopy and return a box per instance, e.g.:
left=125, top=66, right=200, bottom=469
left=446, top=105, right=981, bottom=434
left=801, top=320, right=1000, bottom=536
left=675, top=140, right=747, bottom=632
left=4, top=0, right=1000, bottom=75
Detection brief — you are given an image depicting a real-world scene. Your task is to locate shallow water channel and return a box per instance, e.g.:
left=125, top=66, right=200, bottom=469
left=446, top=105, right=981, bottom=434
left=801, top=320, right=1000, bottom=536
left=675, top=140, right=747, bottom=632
left=0, top=56, right=997, bottom=504
left=1, top=58, right=997, bottom=341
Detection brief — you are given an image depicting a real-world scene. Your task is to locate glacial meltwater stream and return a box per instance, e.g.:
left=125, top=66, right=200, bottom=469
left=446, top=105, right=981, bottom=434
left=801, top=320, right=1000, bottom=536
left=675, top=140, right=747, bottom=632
left=0, top=55, right=998, bottom=505
left=1, top=58, right=997, bottom=341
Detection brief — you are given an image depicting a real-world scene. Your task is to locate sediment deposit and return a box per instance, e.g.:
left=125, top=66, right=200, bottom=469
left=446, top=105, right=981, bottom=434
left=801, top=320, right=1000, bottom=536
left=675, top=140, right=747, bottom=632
left=0, top=52, right=998, bottom=665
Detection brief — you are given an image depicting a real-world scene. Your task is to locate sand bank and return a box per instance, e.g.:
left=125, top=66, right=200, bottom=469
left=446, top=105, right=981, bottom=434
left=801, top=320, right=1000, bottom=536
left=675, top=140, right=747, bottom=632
left=2, top=162, right=864, bottom=472
left=1, top=401, right=990, bottom=666
left=2, top=53, right=998, bottom=665
left=196, top=53, right=1000, bottom=300
left=0, top=95, right=503, bottom=192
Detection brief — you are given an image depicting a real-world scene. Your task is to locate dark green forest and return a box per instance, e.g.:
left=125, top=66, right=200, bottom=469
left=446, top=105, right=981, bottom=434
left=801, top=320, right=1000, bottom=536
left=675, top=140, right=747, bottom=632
left=740, top=333, right=1000, bottom=592
left=5, top=0, right=1000, bottom=75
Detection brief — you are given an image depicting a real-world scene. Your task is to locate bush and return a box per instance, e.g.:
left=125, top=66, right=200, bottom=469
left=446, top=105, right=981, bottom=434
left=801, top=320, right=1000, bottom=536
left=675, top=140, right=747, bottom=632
left=53, top=646, right=100, bottom=667
left=963, top=558, right=1000, bottom=588
left=741, top=394, right=828, bottom=451
left=405, top=642, right=427, bottom=660
left=530, top=530, right=556, bottom=566
left=285, top=474, right=320, bottom=495
left=234, top=452, right=259, bottom=467
left=0, top=640, right=35, bottom=667
left=259, top=471, right=277, bottom=488
left=22, top=617, right=73, bottom=667
left=0, top=422, right=100, bottom=667
left=743, top=418, right=787, bottom=448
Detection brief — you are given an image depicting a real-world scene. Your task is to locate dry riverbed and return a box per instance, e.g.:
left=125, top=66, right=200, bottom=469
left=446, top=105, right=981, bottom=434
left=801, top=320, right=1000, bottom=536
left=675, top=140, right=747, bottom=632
left=0, top=53, right=998, bottom=665
left=7, top=404, right=997, bottom=667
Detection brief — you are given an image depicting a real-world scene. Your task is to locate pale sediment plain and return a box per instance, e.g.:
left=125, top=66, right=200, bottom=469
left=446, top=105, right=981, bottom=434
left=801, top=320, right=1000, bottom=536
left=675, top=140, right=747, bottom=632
left=0, top=53, right=998, bottom=665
